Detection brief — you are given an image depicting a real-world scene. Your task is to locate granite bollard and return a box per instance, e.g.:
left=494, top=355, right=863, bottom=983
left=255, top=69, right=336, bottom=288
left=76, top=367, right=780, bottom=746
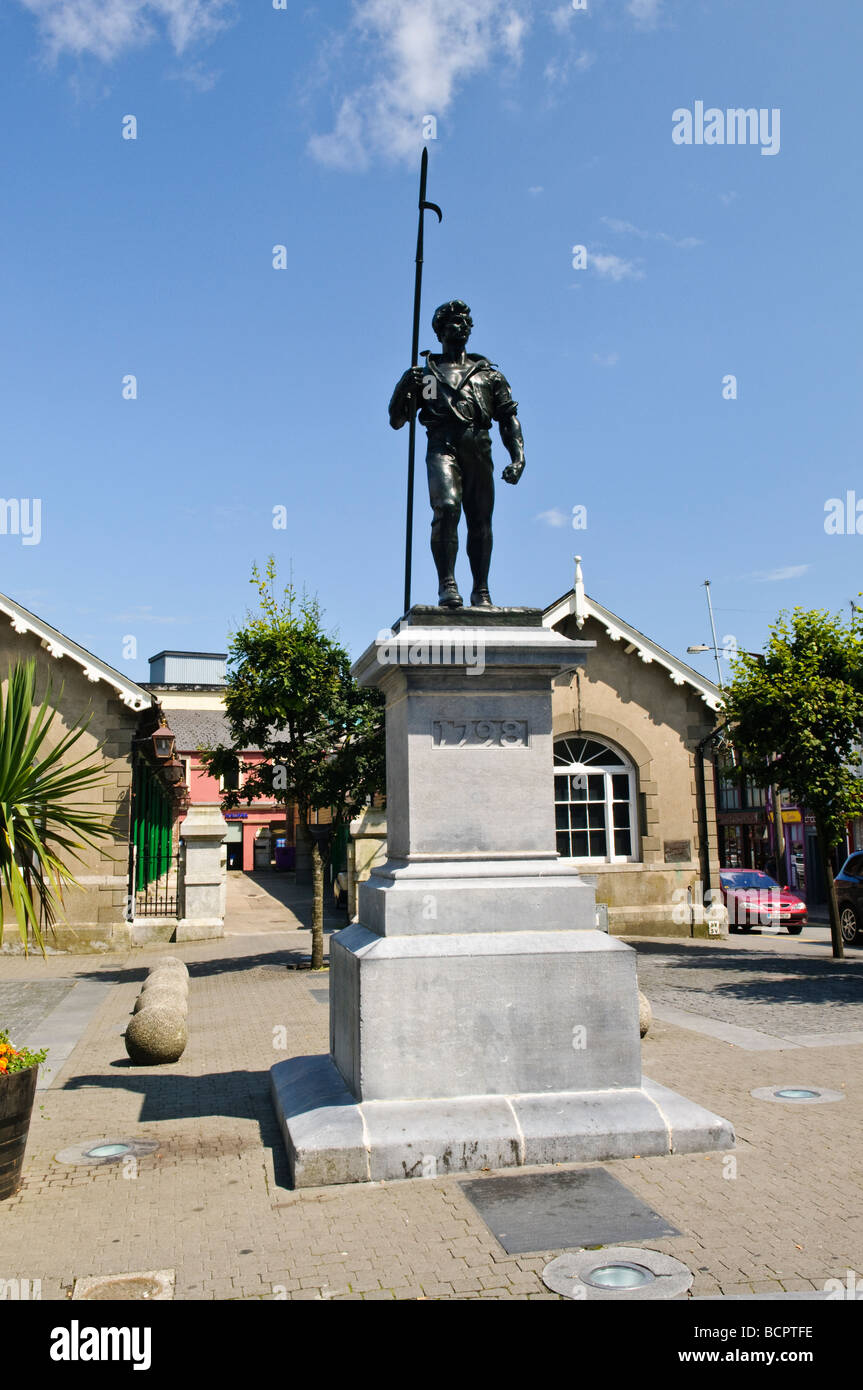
left=125, top=1006, right=188, bottom=1065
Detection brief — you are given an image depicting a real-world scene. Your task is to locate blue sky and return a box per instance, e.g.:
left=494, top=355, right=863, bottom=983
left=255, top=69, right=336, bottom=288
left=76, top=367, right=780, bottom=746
left=1, top=0, right=861, bottom=685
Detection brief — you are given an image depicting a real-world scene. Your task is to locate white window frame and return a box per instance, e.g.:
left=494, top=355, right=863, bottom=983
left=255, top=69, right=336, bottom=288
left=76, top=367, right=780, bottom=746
left=219, top=756, right=243, bottom=794
left=554, top=735, right=639, bottom=865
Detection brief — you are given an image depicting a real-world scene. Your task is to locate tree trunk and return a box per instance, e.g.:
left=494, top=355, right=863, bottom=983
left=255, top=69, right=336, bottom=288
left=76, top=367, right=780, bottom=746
left=815, top=818, right=844, bottom=960
left=310, top=836, right=325, bottom=970
left=294, top=818, right=313, bottom=888
left=770, top=785, right=786, bottom=885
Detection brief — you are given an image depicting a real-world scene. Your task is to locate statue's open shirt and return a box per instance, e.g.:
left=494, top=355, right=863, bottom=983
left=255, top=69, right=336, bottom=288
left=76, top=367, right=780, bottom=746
left=416, top=354, right=519, bottom=437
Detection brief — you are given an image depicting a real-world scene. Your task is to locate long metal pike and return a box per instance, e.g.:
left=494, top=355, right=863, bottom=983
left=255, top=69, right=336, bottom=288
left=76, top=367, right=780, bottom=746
left=403, top=146, right=442, bottom=617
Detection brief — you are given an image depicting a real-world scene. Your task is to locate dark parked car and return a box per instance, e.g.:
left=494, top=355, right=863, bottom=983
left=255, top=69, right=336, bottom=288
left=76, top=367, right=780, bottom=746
left=833, top=853, right=863, bottom=945
left=719, top=868, right=807, bottom=934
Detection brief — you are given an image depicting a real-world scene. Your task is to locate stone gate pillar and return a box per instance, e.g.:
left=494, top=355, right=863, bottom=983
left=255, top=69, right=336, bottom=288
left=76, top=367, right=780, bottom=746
left=176, top=803, right=228, bottom=942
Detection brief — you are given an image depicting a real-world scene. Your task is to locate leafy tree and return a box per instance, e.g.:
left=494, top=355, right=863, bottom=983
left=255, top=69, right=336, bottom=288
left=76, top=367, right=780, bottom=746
left=724, top=607, right=863, bottom=958
left=200, top=559, right=385, bottom=969
left=0, top=660, right=114, bottom=954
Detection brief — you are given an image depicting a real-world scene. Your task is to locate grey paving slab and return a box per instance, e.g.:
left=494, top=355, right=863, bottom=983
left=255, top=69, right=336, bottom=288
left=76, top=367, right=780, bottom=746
left=0, top=980, right=76, bottom=1043
left=460, top=1168, right=680, bottom=1255
left=34, top=979, right=115, bottom=1090
left=793, top=1031, right=863, bottom=1048
left=650, top=1004, right=800, bottom=1051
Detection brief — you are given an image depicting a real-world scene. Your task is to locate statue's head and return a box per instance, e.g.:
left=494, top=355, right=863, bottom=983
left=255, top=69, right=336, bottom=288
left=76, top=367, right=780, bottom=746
left=432, top=300, right=473, bottom=345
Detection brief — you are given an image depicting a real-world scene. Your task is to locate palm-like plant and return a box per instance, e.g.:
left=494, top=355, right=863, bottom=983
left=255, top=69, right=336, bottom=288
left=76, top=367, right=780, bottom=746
left=0, top=660, right=115, bottom=954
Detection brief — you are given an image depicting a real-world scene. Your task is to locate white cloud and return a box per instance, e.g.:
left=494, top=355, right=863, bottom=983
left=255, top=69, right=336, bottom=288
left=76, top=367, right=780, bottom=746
left=308, top=0, right=529, bottom=168
left=602, top=215, right=702, bottom=249
left=549, top=1, right=593, bottom=33
left=603, top=216, right=648, bottom=238
left=528, top=185, right=544, bottom=195
left=627, top=0, right=662, bottom=27
left=166, top=59, right=221, bottom=91
left=751, top=564, right=811, bottom=583
left=550, top=3, right=572, bottom=33
left=590, top=252, right=644, bottom=281
left=17, top=0, right=233, bottom=62
left=544, top=3, right=593, bottom=84
left=592, top=351, right=619, bottom=367
left=544, top=48, right=594, bottom=84
left=535, top=509, right=570, bottom=528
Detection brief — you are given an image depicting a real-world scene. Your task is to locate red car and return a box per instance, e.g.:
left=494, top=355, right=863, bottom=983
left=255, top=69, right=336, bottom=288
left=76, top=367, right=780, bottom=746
left=719, top=868, right=807, bottom=934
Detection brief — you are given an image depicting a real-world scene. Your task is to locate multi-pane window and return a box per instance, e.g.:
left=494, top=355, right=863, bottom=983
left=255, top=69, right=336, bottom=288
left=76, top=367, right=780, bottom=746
left=717, top=757, right=766, bottom=811
left=554, top=737, right=637, bottom=863
left=718, top=768, right=741, bottom=812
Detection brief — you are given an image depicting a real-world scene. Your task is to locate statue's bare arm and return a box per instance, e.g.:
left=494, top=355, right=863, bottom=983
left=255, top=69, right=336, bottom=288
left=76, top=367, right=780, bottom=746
left=499, top=413, right=525, bottom=484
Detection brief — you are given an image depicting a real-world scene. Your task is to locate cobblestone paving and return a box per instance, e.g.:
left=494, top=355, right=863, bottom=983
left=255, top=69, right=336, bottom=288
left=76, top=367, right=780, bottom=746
left=0, top=929, right=861, bottom=1301
left=632, top=940, right=863, bottom=1036
left=0, top=980, right=76, bottom=1044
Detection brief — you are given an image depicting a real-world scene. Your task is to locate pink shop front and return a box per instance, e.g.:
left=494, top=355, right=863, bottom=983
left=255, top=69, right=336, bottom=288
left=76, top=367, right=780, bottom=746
left=221, top=809, right=293, bottom=872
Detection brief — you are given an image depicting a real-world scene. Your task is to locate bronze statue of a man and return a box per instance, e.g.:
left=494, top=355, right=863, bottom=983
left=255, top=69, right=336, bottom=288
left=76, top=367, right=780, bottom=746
left=389, top=300, right=525, bottom=609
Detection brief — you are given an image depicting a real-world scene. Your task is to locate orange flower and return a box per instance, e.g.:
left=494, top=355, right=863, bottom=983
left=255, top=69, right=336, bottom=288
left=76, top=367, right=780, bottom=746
left=0, top=1059, right=7, bottom=1072
left=0, top=1044, right=8, bottom=1055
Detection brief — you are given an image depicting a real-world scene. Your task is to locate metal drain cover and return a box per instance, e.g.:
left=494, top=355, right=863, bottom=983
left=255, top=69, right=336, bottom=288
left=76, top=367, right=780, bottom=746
left=751, top=1085, right=845, bottom=1105
left=461, top=1167, right=680, bottom=1254
left=55, top=1138, right=160, bottom=1166
left=544, top=1246, right=692, bottom=1300
left=72, top=1269, right=175, bottom=1301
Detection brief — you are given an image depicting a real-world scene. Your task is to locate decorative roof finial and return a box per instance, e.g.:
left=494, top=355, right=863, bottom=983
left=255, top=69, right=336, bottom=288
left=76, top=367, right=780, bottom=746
left=573, top=555, right=586, bottom=629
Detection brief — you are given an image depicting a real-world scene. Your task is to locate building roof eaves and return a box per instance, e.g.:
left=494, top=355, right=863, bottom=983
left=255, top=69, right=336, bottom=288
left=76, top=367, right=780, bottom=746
left=543, top=589, right=723, bottom=713
left=0, top=591, right=153, bottom=713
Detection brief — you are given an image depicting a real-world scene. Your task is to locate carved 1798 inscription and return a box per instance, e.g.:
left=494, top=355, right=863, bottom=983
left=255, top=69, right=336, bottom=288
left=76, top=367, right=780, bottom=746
left=432, top=718, right=528, bottom=748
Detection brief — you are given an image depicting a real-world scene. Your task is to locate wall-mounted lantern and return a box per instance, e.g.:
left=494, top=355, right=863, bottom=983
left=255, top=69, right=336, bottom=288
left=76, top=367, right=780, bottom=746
left=151, top=721, right=176, bottom=761
left=162, top=756, right=185, bottom=785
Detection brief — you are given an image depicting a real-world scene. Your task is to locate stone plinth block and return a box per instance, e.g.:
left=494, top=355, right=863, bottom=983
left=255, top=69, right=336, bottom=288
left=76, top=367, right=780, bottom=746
left=330, top=924, right=640, bottom=1101
left=351, top=615, right=592, bottom=865
left=358, top=855, right=595, bottom=936
left=271, top=1058, right=735, bottom=1188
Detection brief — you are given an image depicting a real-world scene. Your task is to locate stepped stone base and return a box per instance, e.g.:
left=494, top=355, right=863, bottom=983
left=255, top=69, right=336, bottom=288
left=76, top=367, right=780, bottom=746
left=271, top=1056, right=734, bottom=1188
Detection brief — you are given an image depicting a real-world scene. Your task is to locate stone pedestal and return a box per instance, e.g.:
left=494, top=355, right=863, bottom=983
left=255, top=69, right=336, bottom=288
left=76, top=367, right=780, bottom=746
left=272, top=608, right=733, bottom=1186
left=176, top=803, right=227, bottom=942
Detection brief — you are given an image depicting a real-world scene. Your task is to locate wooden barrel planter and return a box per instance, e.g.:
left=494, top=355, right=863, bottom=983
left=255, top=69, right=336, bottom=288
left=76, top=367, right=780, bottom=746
left=0, top=1065, right=39, bottom=1200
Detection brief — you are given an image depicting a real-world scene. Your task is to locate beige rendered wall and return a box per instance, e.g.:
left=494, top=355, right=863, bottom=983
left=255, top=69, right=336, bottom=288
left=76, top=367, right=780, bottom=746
left=551, top=613, right=724, bottom=938
left=0, top=628, right=141, bottom=953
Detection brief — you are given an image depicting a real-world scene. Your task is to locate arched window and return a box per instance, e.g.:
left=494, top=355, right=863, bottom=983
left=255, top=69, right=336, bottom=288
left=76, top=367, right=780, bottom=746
left=554, top=736, right=638, bottom=863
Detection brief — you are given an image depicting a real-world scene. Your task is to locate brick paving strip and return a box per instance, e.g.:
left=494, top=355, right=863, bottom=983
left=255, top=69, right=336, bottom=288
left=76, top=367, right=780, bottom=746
left=0, top=921, right=860, bottom=1300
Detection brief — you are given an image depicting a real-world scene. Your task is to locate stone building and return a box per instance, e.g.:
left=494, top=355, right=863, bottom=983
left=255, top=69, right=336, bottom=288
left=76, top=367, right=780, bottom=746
left=0, top=595, right=234, bottom=952
left=0, top=589, right=152, bottom=952
left=544, top=559, right=724, bottom=936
